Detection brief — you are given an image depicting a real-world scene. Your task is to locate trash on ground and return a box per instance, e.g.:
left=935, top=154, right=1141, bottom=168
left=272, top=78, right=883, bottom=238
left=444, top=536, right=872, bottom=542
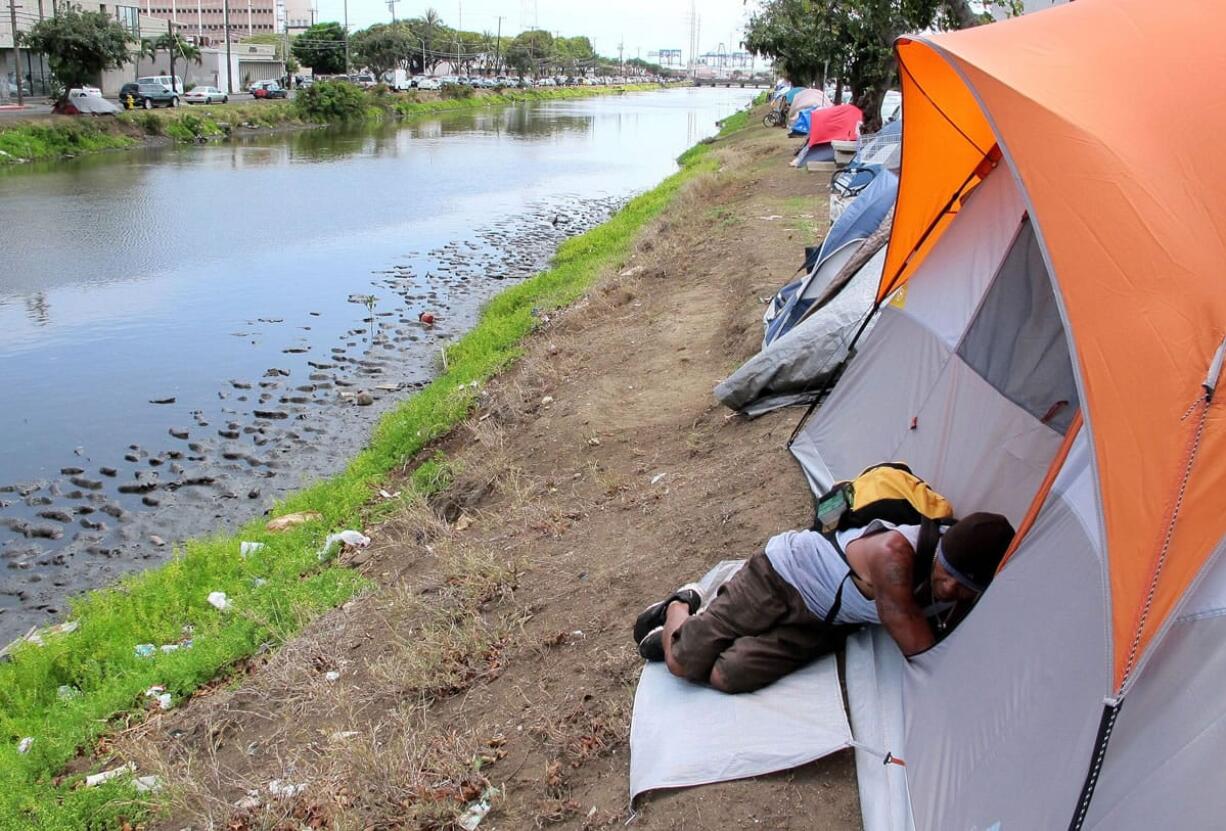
left=17, top=737, right=33, bottom=754
left=650, top=473, right=667, bottom=485
left=85, top=762, right=135, bottom=788
left=318, top=529, right=370, bottom=561
left=234, top=793, right=261, bottom=811
left=458, top=787, right=499, bottom=830
left=265, top=511, right=323, bottom=532
left=252, top=577, right=268, bottom=588
left=378, top=489, right=400, bottom=500
left=134, top=643, right=156, bottom=658
left=133, top=775, right=163, bottom=793
left=268, top=779, right=307, bottom=798
left=239, top=541, right=266, bottom=557
left=57, top=685, right=81, bottom=701
left=324, top=670, right=340, bottom=682
left=206, top=591, right=232, bottom=612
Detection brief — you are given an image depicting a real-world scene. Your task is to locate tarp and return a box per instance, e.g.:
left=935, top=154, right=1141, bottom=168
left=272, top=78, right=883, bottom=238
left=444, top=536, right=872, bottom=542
left=807, top=104, right=862, bottom=148
left=65, top=90, right=119, bottom=115
left=716, top=245, right=885, bottom=416
left=629, top=560, right=852, bottom=801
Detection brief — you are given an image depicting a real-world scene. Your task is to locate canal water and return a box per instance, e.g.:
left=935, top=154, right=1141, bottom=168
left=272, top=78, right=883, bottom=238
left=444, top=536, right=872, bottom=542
left=0, top=86, right=755, bottom=641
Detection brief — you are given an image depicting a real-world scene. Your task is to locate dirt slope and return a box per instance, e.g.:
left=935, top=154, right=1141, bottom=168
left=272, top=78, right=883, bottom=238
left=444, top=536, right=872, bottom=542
left=120, top=118, right=862, bottom=831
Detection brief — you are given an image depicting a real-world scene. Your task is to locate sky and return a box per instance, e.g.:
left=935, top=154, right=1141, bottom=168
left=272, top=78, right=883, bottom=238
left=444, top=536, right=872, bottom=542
left=311, top=0, right=758, bottom=62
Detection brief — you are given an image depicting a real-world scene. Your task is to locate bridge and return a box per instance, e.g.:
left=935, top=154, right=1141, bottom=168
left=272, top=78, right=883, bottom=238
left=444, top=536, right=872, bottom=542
left=692, top=78, right=773, bottom=89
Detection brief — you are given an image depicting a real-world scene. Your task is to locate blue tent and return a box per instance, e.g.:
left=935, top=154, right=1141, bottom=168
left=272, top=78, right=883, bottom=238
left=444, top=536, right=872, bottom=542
left=762, top=169, right=898, bottom=346
left=790, top=108, right=812, bottom=137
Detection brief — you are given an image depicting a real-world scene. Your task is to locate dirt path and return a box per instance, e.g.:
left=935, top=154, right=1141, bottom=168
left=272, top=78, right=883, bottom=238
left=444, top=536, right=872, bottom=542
left=121, top=119, right=862, bottom=831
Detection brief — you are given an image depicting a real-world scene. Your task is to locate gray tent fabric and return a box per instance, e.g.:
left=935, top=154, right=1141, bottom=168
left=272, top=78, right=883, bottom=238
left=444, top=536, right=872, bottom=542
left=67, top=90, right=119, bottom=114
left=629, top=561, right=851, bottom=802
left=716, top=246, right=886, bottom=415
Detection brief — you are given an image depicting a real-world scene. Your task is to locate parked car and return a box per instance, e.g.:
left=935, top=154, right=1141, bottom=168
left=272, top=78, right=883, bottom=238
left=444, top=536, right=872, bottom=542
left=249, top=80, right=288, bottom=99
left=439, top=75, right=460, bottom=86
left=416, top=77, right=442, bottom=91
left=184, top=85, right=228, bottom=104
left=118, top=82, right=141, bottom=103
left=136, top=81, right=180, bottom=108
left=137, top=74, right=183, bottom=94
left=349, top=73, right=377, bottom=89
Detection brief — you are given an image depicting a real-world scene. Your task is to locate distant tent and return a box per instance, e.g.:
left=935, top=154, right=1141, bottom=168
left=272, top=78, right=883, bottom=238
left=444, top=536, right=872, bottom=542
left=789, top=2, right=1226, bottom=828
left=762, top=168, right=897, bottom=347
left=791, top=104, right=861, bottom=168
left=785, top=88, right=832, bottom=133
left=829, top=119, right=903, bottom=223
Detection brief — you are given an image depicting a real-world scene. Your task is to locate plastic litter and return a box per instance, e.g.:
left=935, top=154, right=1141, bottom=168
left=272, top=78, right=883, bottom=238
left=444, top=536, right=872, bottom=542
left=252, top=577, right=268, bottom=588
left=85, top=762, right=135, bottom=787
left=268, top=779, right=307, bottom=798
left=650, top=473, right=667, bottom=485
left=324, top=670, right=340, bottom=682
left=317, top=530, right=370, bottom=562
left=17, top=737, right=33, bottom=754
left=156, top=693, right=173, bottom=710
left=240, top=541, right=266, bottom=557
left=134, top=643, right=156, bottom=658
left=134, top=775, right=163, bottom=793
left=207, top=591, right=232, bottom=612
left=458, top=787, right=498, bottom=830
left=57, top=685, right=81, bottom=701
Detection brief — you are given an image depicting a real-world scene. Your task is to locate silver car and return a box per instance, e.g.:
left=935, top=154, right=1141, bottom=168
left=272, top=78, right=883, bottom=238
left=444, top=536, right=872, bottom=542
left=184, top=85, right=228, bottom=105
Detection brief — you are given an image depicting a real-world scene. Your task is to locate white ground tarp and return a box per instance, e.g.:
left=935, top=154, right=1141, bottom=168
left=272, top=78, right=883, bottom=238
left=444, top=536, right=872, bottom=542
left=629, top=560, right=852, bottom=801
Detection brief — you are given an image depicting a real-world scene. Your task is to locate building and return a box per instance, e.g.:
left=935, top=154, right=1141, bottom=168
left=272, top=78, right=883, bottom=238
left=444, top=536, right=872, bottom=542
left=284, top=0, right=314, bottom=35
left=1, top=0, right=171, bottom=98
left=142, top=0, right=278, bottom=42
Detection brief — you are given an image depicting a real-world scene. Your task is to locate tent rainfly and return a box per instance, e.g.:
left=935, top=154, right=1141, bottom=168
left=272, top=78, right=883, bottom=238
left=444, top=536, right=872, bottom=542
left=792, top=104, right=861, bottom=168
left=789, top=0, right=1226, bottom=828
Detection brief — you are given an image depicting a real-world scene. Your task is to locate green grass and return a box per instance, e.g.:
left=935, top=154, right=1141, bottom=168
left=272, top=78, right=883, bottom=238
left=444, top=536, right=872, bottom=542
left=0, top=121, right=133, bottom=164
left=0, top=94, right=742, bottom=831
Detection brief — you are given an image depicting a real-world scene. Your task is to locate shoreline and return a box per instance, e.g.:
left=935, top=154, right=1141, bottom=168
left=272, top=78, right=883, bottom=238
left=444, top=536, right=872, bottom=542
left=0, top=100, right=757, bottom=829
left=0, top=83, right=675, bottom=169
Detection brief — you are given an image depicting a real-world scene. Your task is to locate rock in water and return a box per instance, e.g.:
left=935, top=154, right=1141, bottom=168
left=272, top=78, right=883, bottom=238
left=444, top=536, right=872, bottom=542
left=355, top=392, right=375, bottom=406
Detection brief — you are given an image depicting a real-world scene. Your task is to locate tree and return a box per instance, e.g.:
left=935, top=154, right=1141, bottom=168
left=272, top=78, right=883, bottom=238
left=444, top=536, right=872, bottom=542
left=508, top=29, right=553, bottom=78
left=143, top=32, right=201, bottom=89
left=743, top=0, right=985, bottom=131
left=350, top=23, right=413, bottom=80
left=404, top=9, right=448, bottom=73
left=19, top=4, right=132, bottom=97
left=292, top=21, right=347, bottom=76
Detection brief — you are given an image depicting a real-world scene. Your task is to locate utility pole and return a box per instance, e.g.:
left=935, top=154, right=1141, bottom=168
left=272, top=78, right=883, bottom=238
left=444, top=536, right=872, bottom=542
left=386, top=0, right=396, bottom=23
left=168, top=20, right=177, bottom=92
left=8, top=0, right=23, bottom=106
left=223, top=0, right=233, bottom=92
left=246, top=0, right=251, bottom=36
left=342, top=0, right=349, bottom=75
left=617, top=39, right=623, bottom=76
left=495, top=15, right=501, bottom=75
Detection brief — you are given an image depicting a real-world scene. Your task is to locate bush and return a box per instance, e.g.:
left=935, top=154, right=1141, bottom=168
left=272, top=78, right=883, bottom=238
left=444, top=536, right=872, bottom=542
left=440, top=83, right=475, bottom=100
left=293, top=79, right=369, bottom=123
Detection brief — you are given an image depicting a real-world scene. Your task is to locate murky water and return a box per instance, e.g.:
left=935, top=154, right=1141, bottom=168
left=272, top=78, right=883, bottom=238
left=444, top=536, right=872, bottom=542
left=0, top=87, right=755, bottom=641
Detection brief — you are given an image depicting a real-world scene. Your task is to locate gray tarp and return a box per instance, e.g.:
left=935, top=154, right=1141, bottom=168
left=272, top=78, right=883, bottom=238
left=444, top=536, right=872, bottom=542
left=716, top=246, right=886, bottom=416
left=67, top=90, right=119, bottom=114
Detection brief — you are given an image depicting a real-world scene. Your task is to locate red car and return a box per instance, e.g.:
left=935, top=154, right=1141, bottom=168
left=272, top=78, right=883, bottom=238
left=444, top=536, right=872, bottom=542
left=250, top=81, right=288, bottom=99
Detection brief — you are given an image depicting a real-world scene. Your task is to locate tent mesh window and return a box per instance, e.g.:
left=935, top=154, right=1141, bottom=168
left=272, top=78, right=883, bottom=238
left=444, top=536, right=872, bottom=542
left=956, top=218, right=1080, bottom=433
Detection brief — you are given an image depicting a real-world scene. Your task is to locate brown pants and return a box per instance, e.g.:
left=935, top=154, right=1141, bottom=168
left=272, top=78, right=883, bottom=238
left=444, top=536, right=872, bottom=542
left=670, top=552, right=847, bottom=693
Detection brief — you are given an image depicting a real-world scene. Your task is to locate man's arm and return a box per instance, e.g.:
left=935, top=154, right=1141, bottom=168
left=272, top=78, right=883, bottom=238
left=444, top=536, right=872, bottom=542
left=864, top=537, right=935, bottom=657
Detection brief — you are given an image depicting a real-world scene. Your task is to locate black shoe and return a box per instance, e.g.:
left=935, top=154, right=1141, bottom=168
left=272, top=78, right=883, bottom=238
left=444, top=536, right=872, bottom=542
left=638, top=626, right=665, bottom=661
left=632, top=583, right=704, bottom=645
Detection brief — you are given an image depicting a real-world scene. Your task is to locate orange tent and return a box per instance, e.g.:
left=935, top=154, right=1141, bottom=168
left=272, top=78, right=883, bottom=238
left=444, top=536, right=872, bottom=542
left=882, top=0, right=1226, bottom=696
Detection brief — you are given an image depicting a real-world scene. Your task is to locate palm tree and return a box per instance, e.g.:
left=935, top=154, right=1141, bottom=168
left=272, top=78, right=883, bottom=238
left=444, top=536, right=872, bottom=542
left=150, top=32, right=202, bottom=91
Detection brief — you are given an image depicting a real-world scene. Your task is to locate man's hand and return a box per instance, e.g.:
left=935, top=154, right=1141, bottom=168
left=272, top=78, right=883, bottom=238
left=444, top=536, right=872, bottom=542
left=862, top=533, right=935, bottom=657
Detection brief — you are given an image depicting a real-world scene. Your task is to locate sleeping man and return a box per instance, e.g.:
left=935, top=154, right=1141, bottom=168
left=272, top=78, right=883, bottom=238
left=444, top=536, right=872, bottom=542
left=633, top=512, right=1015, bottom=693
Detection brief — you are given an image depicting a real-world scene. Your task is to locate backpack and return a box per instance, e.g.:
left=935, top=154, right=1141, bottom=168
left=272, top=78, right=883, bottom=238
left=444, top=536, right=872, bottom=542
left=814, top=462, right=954, bottom=534
left=813, top=463, right=956, bottom=626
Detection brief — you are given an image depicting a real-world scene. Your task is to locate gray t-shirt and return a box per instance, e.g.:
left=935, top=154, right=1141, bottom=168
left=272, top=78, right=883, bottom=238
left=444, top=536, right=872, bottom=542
left=765, top=520, right=922, bottom=625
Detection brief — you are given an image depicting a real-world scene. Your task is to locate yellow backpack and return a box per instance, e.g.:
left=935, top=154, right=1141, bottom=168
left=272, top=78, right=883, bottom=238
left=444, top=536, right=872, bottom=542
left=815, top=462, right=954, bottom=533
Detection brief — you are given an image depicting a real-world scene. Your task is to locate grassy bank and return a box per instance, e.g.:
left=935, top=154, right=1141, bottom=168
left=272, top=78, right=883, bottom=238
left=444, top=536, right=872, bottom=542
left=0, top=83, right=668, bottom=165
left=0, top=101, right=749, bottom=830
